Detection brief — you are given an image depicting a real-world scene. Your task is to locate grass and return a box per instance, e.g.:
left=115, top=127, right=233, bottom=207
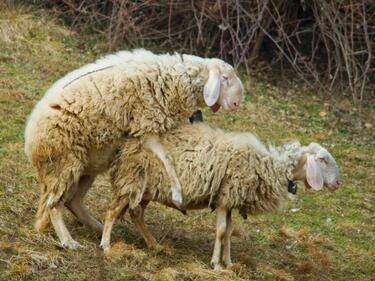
left=0, top=3, right=374, bottom=281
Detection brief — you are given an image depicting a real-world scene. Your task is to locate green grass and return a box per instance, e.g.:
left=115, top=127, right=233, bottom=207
left=0, top=3, right=374, bottom=281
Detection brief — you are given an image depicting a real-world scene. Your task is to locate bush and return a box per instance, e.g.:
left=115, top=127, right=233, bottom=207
left=36, top=0, right=374, bottom=106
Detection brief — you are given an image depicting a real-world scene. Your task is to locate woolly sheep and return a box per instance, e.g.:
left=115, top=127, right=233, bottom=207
left=100, top=123, right=342, bottom=269
left=24, top=49, right=244, bottom=249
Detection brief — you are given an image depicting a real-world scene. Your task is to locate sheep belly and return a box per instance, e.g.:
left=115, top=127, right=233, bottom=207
left=84, top=144, right=119, bottom=175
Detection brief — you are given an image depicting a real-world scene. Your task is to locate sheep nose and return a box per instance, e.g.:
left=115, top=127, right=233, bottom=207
left=230, top=100, right=240, bottom=110
left=330, top=180, right=342, bottom=192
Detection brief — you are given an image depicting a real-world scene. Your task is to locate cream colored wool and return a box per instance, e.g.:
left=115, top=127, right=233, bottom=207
left=25, top=49, right=240, bottom=231
left=104, top=123, right=341, bottom=269
left=110, top=123, right=302, bottom=216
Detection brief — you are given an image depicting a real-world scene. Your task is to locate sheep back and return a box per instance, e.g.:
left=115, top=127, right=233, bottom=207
left=110, top=124, right=293, bottom=215
left=25, top=52, right=207, bottom=207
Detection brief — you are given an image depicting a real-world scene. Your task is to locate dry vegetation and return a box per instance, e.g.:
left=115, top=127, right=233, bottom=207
left=39, top=0, right=375, bottom=107
left=0, top=3, right=374, bottom=281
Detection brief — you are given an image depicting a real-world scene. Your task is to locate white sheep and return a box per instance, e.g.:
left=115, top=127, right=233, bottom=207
left=24, top=49, right=244, bottom=249
left=100, top=123, right=342, bottom=269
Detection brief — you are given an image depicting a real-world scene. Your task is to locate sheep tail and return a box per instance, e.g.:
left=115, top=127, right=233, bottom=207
left=34, top=183, right=50, bottom=232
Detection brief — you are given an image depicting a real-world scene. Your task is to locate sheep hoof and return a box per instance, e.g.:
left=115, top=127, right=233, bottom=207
left=172, top=189, right=186, bottom=211
left=172, top=200, right=183, bottom=210
left=153, top=244, right=173, bottom=256
left=214, top=264, right=224, bottom=270
left=210, top=261, right=223, bottom=270
left=172, top=189, right=183, bottom=205
left=224, top=262, right=233, bottom=269
left=99, top=241, right=110, bottom=252
left=103, top=247, right=111, bottom=255
left=62, top=239, right=83, bottom=250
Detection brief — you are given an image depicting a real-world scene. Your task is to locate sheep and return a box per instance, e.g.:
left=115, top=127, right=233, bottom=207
left=24, top=49, right=244, bottom=249
left=100, top=123, right=342, bottom=269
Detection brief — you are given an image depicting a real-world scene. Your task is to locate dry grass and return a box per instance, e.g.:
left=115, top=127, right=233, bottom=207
left=0, top=3, right=374, bottom=281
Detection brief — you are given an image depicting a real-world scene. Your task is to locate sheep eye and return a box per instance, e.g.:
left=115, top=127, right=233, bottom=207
left=319, top=157, right=328, bottom=164
left=222, top=74, right=229, bottom=80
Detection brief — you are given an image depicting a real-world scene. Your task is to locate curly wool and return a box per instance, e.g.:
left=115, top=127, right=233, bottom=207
left=25, top=50, right=216, bottom=211
left=110, top=123, right=302, bottom=216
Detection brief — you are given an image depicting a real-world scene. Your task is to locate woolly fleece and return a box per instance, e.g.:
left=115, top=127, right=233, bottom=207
left=25, top=49, right=236, bottom=229
left=110, top=123, right=302, bottom=216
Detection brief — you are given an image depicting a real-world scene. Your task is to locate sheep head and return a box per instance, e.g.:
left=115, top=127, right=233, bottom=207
left=202, top=59, right=244, bottom=112
left=293, top=143, right=342, bottom=192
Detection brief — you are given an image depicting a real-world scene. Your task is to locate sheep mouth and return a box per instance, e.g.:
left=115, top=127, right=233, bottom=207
left=304, top=179, right=312, bottom=190
left=327, top=183, right=340, bottom=192
left=210, top=103, right=221, bottom=112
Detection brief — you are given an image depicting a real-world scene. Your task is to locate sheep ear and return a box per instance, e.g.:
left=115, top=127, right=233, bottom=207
left=306, top=154, right=323, bottom=190
left=203, top=68, right=221, bottom=107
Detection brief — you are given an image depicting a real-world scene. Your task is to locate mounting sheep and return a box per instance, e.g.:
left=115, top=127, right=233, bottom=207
left=24, top=49, right=244, bottom=249
left=100, top=123, right=342, bottom=269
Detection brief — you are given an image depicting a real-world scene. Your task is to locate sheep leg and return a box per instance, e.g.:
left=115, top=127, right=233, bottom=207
left=129, top=201, right=158, bottom=249
left=100, top=196, right=130, bottom=252
left=65, top=175, right=103, bottom=235
left=145, top=136, right=183, bottom=208
left=211, top=207, right=227, bottom=270
left=49, top=202, right=82, bottom=249
left=222, top=210, right=233, bottom=268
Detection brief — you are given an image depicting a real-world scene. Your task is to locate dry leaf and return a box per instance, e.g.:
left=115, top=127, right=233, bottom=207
left=319, top=111, right=327, bottom=117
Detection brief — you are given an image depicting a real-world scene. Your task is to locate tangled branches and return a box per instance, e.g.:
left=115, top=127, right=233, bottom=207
left=39, top=0, right=374, bottom=106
